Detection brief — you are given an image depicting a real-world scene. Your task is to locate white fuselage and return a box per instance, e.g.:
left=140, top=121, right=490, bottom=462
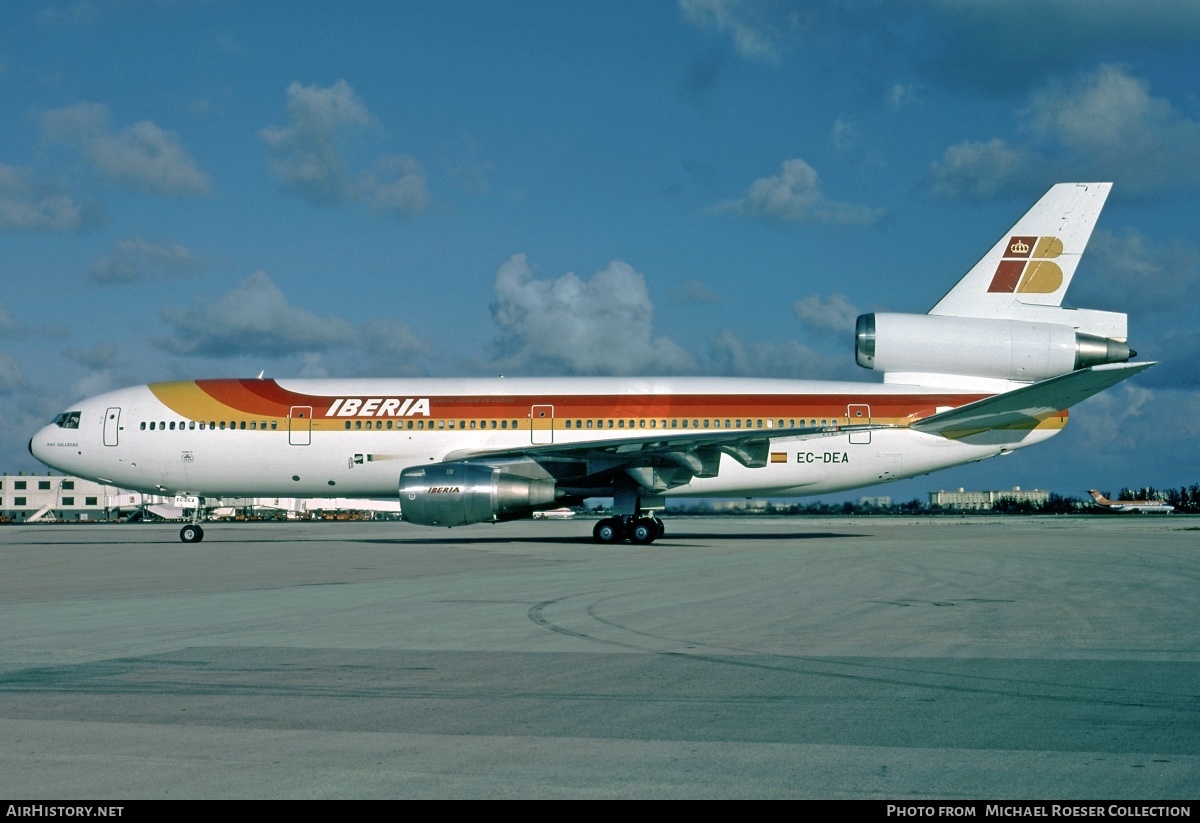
left=29, top=375, right=1062, bottom=501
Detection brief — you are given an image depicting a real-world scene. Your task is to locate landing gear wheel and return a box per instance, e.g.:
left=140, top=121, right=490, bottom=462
left=629, top=518, right=658, bottom=545
left=180, top=524, right=204, bottom=543
left=593, top=518, right=624, bottom=544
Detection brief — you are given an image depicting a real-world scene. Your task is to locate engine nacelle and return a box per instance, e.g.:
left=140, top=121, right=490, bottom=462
left=399, top=462, right=558, bottom=527
left=855, top=313, right=1132, bottom=382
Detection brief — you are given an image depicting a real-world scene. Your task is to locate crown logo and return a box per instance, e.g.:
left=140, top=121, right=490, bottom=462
left=1010, top=240, right=1030, bottom=254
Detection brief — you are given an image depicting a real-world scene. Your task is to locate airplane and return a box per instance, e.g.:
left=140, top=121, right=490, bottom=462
left=30, top=182, right=1154, bottom=545
left=1087, top=490, right=1174, bottom=514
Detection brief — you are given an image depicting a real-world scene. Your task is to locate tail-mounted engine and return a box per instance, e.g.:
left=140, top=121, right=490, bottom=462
left=855, top=313, right=1133, bottom=383
left=400, top=462, right=558, bottom=527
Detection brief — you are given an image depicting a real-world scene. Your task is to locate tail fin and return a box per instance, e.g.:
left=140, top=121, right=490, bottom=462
left=929, top=183, right=1125, bottom=340
left=857, top=183, right=1143, bottom=389
left=1088, top=490, right=1111, bottom=505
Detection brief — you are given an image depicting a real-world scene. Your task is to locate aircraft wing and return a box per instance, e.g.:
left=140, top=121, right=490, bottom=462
left=442, top=420, right=884, bottom=484
left=910, top=362, right=1154, bottom=438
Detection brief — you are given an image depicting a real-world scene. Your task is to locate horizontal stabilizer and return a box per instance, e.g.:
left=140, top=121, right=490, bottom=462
left=911, top=362, right=1154, bottom=438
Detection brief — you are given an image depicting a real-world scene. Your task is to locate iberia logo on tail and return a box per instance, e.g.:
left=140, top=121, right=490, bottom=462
left=988, top=236, right=1064, bottom=294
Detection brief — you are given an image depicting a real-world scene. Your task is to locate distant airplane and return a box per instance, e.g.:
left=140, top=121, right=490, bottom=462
left=31, top=183, right=1152, bottom=544
left=1087, top=490, right=1174, bottom=514
left=532, top=508, right=577, bottom=519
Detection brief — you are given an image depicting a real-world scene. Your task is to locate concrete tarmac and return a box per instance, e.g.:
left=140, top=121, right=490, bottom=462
left=0, top=516, right=1197, bottom=799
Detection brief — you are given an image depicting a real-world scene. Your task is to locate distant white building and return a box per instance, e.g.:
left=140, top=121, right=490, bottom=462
left=1, top=473, right=401, bottom=523
left=0, top=473, right=143, bottom=522
left=928, top=486, right=1050, bottom=510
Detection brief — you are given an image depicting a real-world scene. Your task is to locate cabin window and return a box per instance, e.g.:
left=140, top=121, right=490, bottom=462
left=756, top=419, right=763, bottom=428
left=140, top=422, right=146, bottom=430
left=703, top=419, right=709, bottom=428
left=639, top=419, right=646, bottom=428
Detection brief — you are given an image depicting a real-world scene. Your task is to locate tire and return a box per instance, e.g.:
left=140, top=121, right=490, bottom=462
left=629, top=518, right=657, bottom=545
left=180, top=524, right=204, bottom=543
left=593, top=518, right=623, bottom=543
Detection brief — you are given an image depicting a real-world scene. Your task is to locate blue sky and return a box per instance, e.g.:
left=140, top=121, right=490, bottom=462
left=3, top=0, right=1199, bottom=502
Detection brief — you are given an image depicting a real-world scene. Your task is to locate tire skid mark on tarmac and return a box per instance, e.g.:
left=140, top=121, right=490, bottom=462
left=528, top=592, right=1200, bottom=712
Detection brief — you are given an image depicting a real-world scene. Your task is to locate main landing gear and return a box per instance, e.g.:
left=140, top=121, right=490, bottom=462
left=592, top=515, right=665, bottom=545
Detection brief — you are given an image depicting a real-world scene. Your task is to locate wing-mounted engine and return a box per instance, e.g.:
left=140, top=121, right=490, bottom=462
left=400, top=462, right=558, bottom=527
left=855, top=313, right=1133, bottom=384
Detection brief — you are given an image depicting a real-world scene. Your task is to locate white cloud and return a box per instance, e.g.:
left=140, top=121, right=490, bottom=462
left=360, top=318, right=430, bottom=376
left=261, top=80, right=374, bottom=205
left=717, top=158, right=885, bottom=225
left=679, top=0, right=801, bottom=63
left=61, top=342, right=118, bottom=369
left=705, top=329, right=848, bottom=379
left=1072, top=228, right=1200, bottom=316
left=88, top=237, right=206, bottom=284
left=928, top=138, right=1032, bottom=200
left=0, top=301, right=27, bottom=338
left=670, top=279, right=723, bottom=305
left=261, top=80, right=430, bottom=216
left=0, top=164, right=95, bottom=233
left=0, top=353, right=28, bottom=395
left=793, top=292, right=859, bottom=334
left=1026, top=64, right=1200, bottom=191
left=43, top=102, right=210, bottom=195
left=930, top=65, right=1200, bottom=198
left=157, top=271, right=357, bottom=358
left=364, top=154, right=429, bottom=217
left=489, top=254, right=696, bottom=375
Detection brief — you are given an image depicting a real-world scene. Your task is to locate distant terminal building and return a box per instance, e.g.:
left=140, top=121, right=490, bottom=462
left=1, top=473, right=402, bottom=523
left=0, top=473, right=139, bottom=522
left=928, top=486, right=1050, bottom=511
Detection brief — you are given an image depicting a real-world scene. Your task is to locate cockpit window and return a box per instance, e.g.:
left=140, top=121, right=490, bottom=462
left=53, top=411, right=81, bottom=429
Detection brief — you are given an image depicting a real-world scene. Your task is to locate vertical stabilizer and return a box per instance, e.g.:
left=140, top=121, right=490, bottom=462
left=930, top=183, right=1111, bottom=319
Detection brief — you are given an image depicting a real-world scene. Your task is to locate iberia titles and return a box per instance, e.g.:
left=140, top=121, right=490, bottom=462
left=325, top=397, right=431, bottom=417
